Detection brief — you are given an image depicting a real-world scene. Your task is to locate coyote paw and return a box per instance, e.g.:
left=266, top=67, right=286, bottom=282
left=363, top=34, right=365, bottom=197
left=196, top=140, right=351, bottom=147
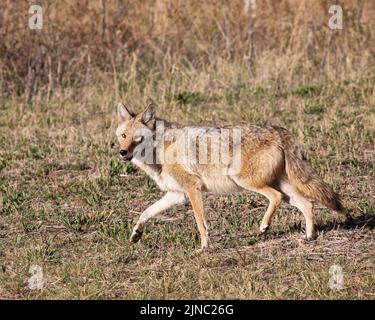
left=195, top=246, right=210, bottom=254
left=301, top=233, right=317, bottom=243
left=130, top=227, right=144, bottom=243
left=259, top=225, right=269, bottom=234
left=194, top=241, right=210, bottom=254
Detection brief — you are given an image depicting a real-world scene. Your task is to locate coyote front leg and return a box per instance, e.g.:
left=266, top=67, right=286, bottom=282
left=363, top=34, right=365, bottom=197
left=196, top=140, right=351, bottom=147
left=186, top=187, right=209, bottom=251
left=130, top=191, right=187, bottom=243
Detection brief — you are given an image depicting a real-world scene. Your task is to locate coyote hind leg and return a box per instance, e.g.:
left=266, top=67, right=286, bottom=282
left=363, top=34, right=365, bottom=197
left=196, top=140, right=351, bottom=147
left=185, top=187, right=209, bottom=251
left=256, top=186, right=283, bottom=233
left=232, top=178, right=283, bottom=234
left=279, top=180, right=316, bottom=240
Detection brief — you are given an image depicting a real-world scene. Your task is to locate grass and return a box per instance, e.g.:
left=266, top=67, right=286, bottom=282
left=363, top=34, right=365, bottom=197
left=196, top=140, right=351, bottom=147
left=0, top=74, right=374, bottom=299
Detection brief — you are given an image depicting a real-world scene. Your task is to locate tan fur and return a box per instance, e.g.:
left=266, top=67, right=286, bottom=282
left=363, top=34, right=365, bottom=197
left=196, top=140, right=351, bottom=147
left=279, top=128, right=344, bottom=212
left=115, top=103, right=345, bottom=250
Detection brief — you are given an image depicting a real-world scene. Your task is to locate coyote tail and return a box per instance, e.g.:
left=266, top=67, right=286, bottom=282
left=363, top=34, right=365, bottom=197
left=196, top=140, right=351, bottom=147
left=282, top=135, right=344, bottom=213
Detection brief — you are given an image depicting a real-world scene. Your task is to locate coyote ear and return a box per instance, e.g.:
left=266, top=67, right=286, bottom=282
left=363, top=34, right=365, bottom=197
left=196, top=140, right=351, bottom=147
left=117, top=103, right=132, bottom=121
left=140, top=103, right=156, bottom=127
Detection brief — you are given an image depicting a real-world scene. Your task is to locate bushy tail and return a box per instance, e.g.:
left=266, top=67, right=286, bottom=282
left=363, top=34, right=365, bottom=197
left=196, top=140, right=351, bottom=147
left=282, top=135, right=344, bottom=213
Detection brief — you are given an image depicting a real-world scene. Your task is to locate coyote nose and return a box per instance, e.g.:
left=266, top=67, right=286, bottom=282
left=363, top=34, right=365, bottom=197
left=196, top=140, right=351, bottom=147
left=120, top=150, right=128, bottom=157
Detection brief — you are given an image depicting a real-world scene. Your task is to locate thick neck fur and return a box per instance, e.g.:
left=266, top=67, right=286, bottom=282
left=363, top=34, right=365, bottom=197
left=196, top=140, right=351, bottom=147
left=131, top=117, right=173, bottom=178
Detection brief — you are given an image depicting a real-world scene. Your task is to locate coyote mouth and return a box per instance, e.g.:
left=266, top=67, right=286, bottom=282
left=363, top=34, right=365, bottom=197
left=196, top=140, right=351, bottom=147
left=121, top=155, right=133, bottom=161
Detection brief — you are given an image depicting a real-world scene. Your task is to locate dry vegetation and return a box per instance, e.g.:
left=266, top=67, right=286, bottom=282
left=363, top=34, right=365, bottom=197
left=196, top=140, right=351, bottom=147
left=0, top=0, right=374, bottom=299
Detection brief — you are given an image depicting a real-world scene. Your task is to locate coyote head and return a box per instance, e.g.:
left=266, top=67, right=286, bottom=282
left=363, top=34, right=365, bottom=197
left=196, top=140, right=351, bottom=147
left=115, top=103, right=156, bottom=161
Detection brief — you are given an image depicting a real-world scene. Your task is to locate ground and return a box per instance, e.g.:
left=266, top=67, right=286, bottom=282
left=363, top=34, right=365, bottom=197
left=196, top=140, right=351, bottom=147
left=0, top=77, right=374, bottom=299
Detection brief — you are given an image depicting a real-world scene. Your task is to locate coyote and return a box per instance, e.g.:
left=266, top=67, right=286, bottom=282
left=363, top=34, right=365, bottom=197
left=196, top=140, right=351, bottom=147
left=116, top=103, right=344, bottom=251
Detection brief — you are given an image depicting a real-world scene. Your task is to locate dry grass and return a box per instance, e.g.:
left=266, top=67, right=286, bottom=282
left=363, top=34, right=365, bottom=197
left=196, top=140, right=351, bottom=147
left=0, top=0, right=374, bottom=299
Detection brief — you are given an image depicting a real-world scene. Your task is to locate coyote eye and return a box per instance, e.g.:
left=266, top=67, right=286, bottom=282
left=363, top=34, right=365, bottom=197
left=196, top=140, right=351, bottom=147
left=121, top=133, right=126, bottom=139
